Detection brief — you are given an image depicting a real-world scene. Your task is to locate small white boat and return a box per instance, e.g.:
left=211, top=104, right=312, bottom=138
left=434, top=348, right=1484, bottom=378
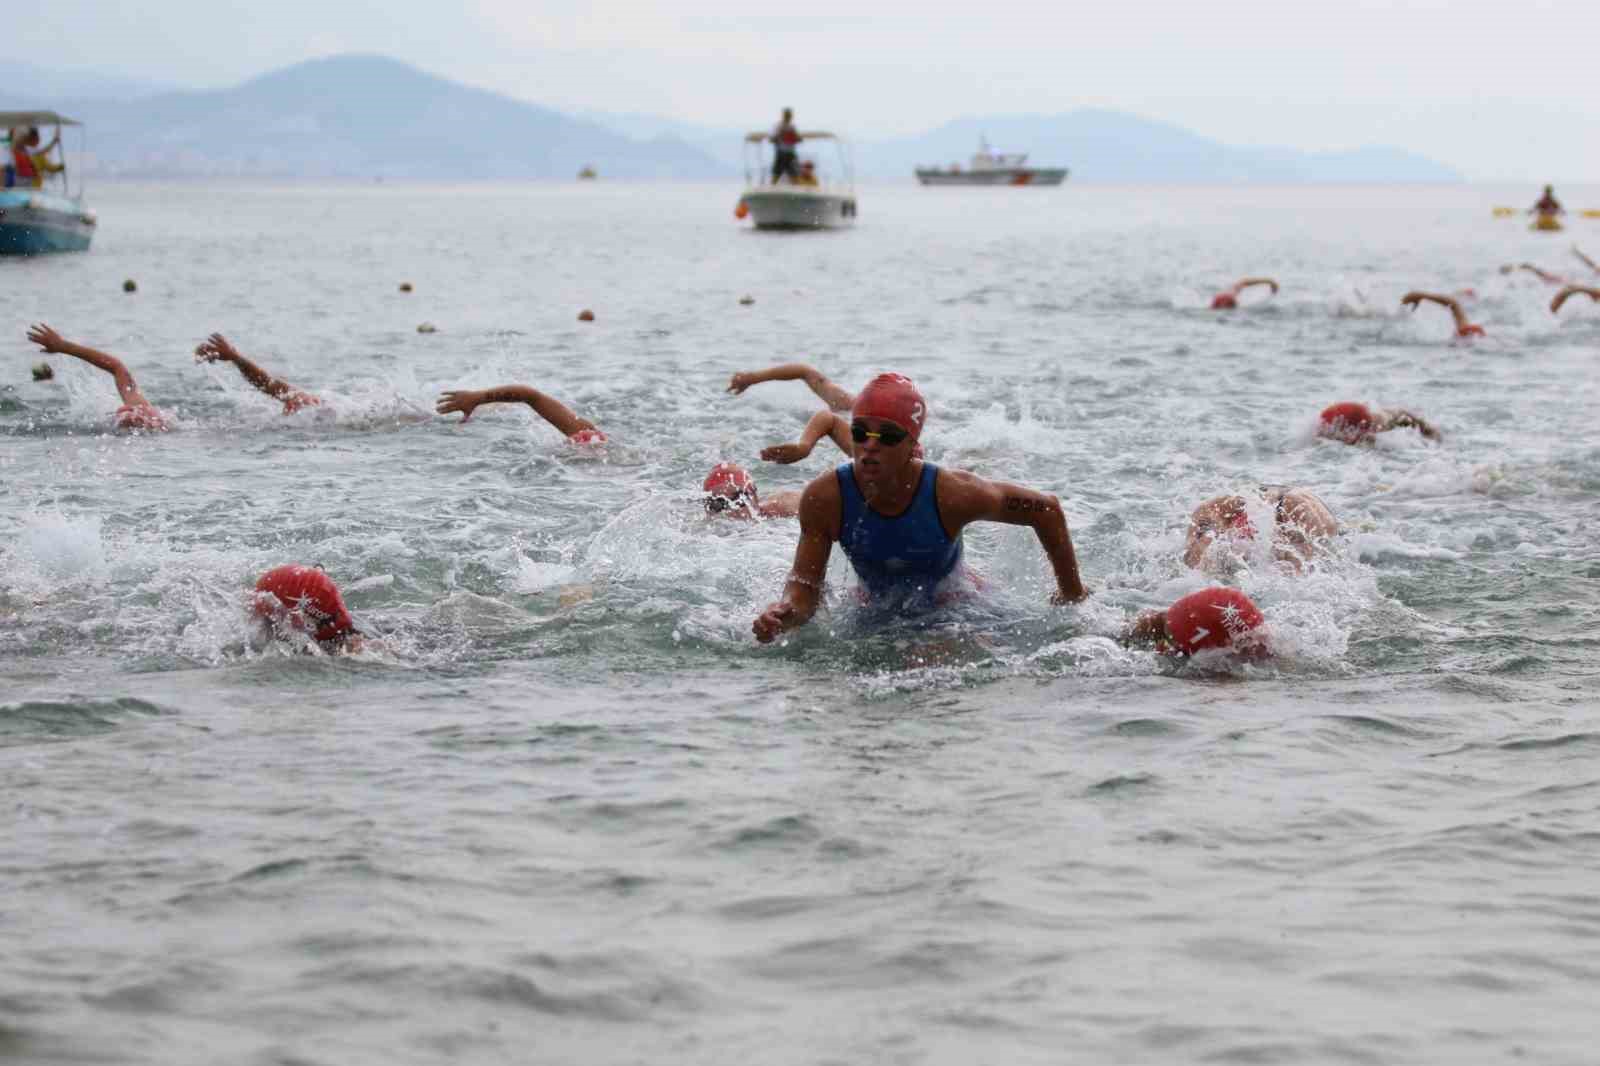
left=915, top=137, right=1068, bottom=187
left=1, top=111, right=96, bottom=254
left=737, top=130, right=857, bottom=231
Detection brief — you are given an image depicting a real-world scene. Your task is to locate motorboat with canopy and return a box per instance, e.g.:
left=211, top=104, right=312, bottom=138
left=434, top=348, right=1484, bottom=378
left=1, top=110, right=96, bottom=254
left=736, top=130, right=857, bottom=231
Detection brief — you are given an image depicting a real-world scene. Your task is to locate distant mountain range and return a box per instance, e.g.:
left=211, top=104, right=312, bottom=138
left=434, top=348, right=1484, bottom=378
left=3, top=54, right=1462, bottom=183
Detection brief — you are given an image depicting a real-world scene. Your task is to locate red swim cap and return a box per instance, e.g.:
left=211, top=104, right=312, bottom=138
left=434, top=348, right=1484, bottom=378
left=1318, top=402, right=1376, bottom=445
left=253, top=565, right=357, bottom=643
left=1456, top=323, right=1485, bottom=338
left=1211, top=292, right=1238, bottom=310
left=852, top=373, right=926, bottom=440
left=703, top=462, right=756, bottom=499
left=569, top=428, right=607, bottom=445
left=1164, top=587, right=1265, bottom=655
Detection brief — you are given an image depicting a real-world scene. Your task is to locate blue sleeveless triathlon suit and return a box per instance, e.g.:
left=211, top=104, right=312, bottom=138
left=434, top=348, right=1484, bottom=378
left=835, top=461, right=964, bottom=604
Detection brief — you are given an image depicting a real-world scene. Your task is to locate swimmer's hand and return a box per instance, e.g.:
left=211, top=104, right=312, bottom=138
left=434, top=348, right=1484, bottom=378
left=1399, top=292, right=1423, bottom=311
left=726, top=371, right=757, bottom=395
left=760, top=441, right=812, bottom=464
left=753, top=601, right=796, bottom=643
left=25, top=323, right=68, bottom=354
left=435, top=390, right=484, bottom=421
left=194, top=333, right=240, bottom=364
left=1050, top=586, right=1091, bottom=606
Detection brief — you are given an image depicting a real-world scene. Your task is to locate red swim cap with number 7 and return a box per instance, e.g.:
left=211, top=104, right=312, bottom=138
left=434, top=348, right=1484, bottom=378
left=253, top=565, right=357, bottom=643
left=1165, top=587, right=1265, bottom=655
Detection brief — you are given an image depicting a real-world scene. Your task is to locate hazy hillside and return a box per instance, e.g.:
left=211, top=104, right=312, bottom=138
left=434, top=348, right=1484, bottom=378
left=0, top=55, right=722, bottom=179
left=861, top=111, right=1462, bottom=183
left=4, top=54, right=1461, bottom=183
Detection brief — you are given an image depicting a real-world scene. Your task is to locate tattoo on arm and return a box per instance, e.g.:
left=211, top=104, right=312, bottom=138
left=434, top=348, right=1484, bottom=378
left=1004, top=496, right=1051, bottom=513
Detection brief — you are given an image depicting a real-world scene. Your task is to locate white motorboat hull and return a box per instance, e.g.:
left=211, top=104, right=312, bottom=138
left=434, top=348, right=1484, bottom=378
left=740, top=188, right=857, bottom=230
left=914, top=168, right=1068, bottom=187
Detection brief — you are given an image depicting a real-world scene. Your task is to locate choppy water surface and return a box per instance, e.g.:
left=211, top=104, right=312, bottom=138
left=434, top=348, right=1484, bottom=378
left=4, top=181, right=1599, bottom=1064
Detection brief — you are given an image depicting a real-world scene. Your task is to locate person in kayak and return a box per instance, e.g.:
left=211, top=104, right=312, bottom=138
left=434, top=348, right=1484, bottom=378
left=752, top=373, right=1088, bottom=643
left=1400, top=291, right=1484, bottom=338
left=435, top=384, right=605, bottom=444
left=24, top=323, right=170, bottom=431
left=1317, top=402, right=1441, bottom=445
left=1531, top=184, right=1564, bottom=223
left=194, top=333, right=321, bottom=413
left=1210, top=277, right=1279, bottom=310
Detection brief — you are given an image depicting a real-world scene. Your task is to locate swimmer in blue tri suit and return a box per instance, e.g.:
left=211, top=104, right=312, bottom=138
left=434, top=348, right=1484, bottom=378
left=753, top=373, right=1089, bottom=642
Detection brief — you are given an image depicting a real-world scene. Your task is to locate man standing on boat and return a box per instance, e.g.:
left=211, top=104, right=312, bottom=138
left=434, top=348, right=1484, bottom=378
left=752, top=373, right=1089, bottom=643
left=770, top=108, right=802, bottom=184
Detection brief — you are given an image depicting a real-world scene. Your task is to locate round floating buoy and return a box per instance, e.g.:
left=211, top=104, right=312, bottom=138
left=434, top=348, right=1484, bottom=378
left=31, top=362, right=53, bottom=382
left=577, top=309, right=595, bottom=322
left=734, top=200, right=749, bottom=220
left=399, top=282, right=413, bottom=293
left=739, top=295, right=755, bottom=306
left=417, top=321, right=437, bottom=333
left=122, top=279, right=137, bottom=293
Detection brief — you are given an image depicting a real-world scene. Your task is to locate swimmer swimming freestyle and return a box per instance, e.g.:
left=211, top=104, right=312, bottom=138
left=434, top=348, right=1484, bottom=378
left=702, top=462, right=804, bottom=519
left=1550, top=285, right=1600, bottom=314
left=1184, top=487, right=1338, bottom=573
left=1317, top=402, right=1441, bottom=445
left=24, top=323, right=171, bottom=431
left=753, top=373, right=1088, bottom=643
left=1400, top=291, right=1483, bottom=338
left=1210, top=277, right=1279, bottom=310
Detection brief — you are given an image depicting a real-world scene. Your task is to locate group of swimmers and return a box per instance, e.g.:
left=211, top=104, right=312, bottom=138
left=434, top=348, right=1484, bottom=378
left=21, top=319, right=1472, bottom=660
left=1208, top=244, right=1600, bottom=339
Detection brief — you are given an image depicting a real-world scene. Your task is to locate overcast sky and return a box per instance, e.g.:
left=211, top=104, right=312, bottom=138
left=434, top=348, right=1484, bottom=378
left=12, top=0, right=1600, bottom=180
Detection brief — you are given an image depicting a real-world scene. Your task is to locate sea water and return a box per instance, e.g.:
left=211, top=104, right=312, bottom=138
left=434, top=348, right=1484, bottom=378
left=3, top=180, right=1599, bottom=1064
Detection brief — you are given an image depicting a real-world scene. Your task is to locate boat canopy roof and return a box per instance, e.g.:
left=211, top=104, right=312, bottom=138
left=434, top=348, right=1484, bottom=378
left=0, top=111, right=82, bottom=129
left=744, top=130, right=839, bottom=142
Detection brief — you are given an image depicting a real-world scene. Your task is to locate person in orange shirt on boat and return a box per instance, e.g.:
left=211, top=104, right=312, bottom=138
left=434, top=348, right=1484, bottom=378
left=1210, top=277, right=1279, bottom=310
left=1400, top=291, right=1483, bottom=338
left=771, top=108, right=802, bottom=184
left=435, top=383, right=606, bottom=444
left=1316, top=402, right=1440, bottom=445
left=24, top=323, right=170, bottom=431
left=194, top=333, right=321, bottom=414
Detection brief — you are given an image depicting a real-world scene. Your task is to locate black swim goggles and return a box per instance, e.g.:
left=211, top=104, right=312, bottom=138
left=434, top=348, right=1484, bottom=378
left=704, top=491, right=754, bottom=514
left=850, top=421, right=910, bottom=447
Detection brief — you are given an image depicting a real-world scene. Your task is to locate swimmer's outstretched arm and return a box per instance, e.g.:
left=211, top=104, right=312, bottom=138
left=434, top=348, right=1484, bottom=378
left=435, top=385, right=596, bottom=437
left=1122, top=610, right=1169, bottom=646
left=1234, top=277, right=1279, bottom=296
left=195, top=333, right=318, bottom=411
left=1573, top=247, right=1600, bottom=276
left=726, top=363, right=855, bottom=411
left=1400, top=291, right=1470, bottom=332
left=25, top=323, right=145, bottom=406
left=1379, top=408, right=1442, bottom=442
left=759, top=410, right=851, bottom=464
left=1551, top=285, right=1600, bottom=314
left=754, top=479, right=836, bottom=643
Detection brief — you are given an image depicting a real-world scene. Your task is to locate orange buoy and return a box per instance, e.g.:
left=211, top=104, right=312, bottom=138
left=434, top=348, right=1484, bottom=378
left=577, top=309, right=595, bottom=322
left=734, top=200, right=749, bottom=220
